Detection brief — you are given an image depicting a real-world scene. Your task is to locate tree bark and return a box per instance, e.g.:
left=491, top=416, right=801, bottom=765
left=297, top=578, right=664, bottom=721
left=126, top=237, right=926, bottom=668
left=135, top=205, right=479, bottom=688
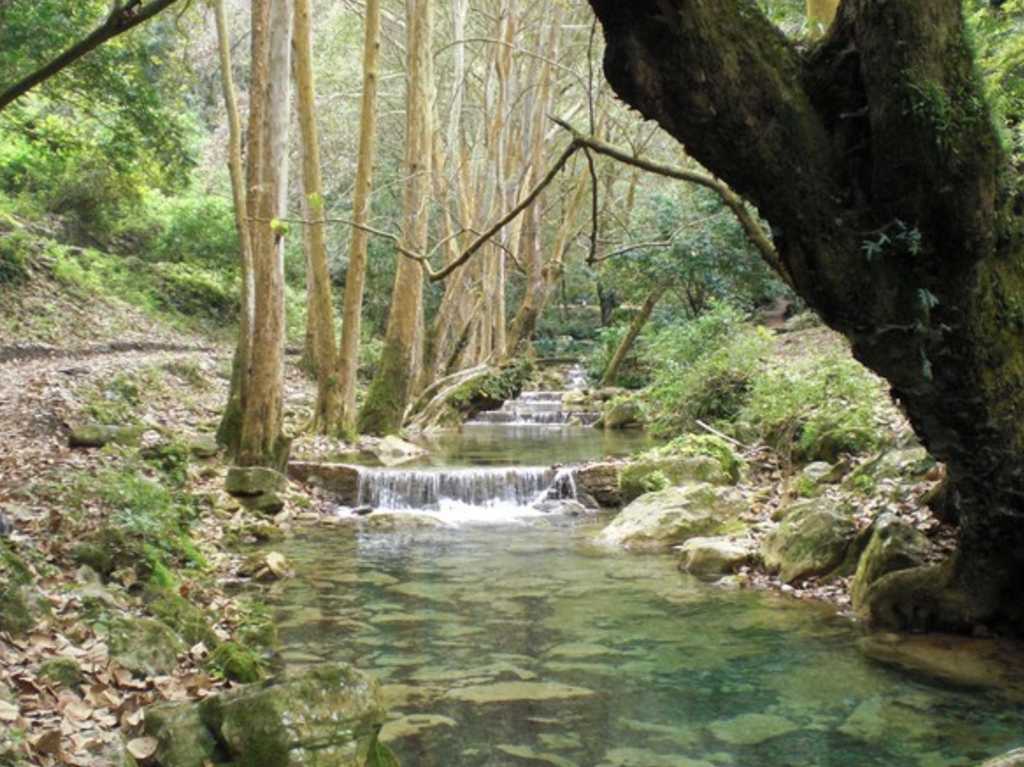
left=293, top=0, right=341, bottom=433
left=358, top=0, right=432, bottom=436
left=806, top=0, right=840, bottom=32
left=336, top=0, right=383, bottom=437
left=587, top=0, right=1024, bottom=634
left=600, top=286, right=665, bottom=388
left=239, top=0, right=293, bottom=468
left=213, top=0, right=255, bottom=455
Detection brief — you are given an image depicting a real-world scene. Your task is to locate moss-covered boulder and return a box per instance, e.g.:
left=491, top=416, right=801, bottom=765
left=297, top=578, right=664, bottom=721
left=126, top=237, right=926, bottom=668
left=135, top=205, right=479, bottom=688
left=38, top=657, right=85, bottom=690
left=0, top=542, right=40, bottom=637
left=288, top=462, right=361, bottom=505
left=69, top=423, right=147, bottom=448
left=845, top=447, right=936, bottom=496
left=620, top=456, right=732, bottom=503
left=677, top=536, right=757, bottom=580
left=146, top=588, right=219, bottom=648
left=208, top=641, right=265, bottom=683
left=859, top=561, right=980, bottom=633
left=146, top=663, right=392, bottom=767
left=850, top=514, right=931, bottom=610
left=596, top=483, right=747, bottom=551
left=226, top=467, right=289, bottom=515
left=106, top=616, right=185, bottom=677
left=761, top=497, right=857, bottom=583
left=602, top=398, right=644, bottom=430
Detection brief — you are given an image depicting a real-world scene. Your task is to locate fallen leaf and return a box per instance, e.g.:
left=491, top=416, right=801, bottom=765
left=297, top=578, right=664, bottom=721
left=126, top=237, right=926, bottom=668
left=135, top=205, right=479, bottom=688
left=127, top=737, right=159, bottom=760
left=0, top=700, right=18, bottom=722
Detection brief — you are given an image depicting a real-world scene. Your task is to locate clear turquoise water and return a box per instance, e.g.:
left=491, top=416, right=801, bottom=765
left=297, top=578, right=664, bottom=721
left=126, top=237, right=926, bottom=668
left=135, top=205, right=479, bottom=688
left=264, top=428, right=1024, bottom=766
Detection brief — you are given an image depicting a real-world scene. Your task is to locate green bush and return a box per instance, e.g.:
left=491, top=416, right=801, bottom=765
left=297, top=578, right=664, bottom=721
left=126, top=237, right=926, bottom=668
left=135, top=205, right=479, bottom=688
left=141, top=192, right=238, bottom=267
left=740, top=352, right=888, bottom=463
left=0, top=228, right=31, bottom=286
left=643, top=304, right=772, bottom=437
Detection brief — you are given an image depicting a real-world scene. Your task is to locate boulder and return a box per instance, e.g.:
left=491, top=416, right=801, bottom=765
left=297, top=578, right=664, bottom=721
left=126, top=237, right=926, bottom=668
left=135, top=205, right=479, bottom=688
left=288, top=462, right=361, bottom=505
left=851, top=514, right=931, bottom=610
left=677, top=536, right=757, bottom=580
left=620, top=455, right=732, bottom=503
left=980, top=750, right=1024, bottom=766
left=225, top=467, right=288, bottom=497
left=602, top=398, right=644, bottom=430
left=145, top=663, right=391, bottom=767
left=186, top=435, right=220, bottom=459
left=68, top=423, right=146, bottom=448
left=761, top=497, right=856, bottom=583
left=107, top=616, right=185, bottom=677
left=575, top=462, right=623, bottom=508
left=596, top=483, right=747, bottom=551
left=371, top=436, right=428, bottom=468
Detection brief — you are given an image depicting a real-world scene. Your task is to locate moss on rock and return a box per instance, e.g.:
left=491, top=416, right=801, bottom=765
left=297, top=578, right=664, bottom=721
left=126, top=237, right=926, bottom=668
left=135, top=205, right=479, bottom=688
left=146, top=588, right=220, bottom=648
left=761, top=497, right=857, bottom=583
left=106, top=616, right=185, bottom=677
left=208, top=641, right=266, bottom=684
left=38, top=657, right=85, bottom=690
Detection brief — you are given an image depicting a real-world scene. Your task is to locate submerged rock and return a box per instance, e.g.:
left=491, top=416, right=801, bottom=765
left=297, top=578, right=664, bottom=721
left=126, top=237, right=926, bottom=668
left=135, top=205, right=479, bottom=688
left=707, top=712, right=799, bottom=746
left=447, top=681, right=594, bottom=704
left=355, top=512, right=454, bottom=533
left=677, top=536, right=756, bottom=580
left=533, top=499, right=590, bottom=516
left=145, top=663, right=392, bottom=767
left=761, top=497, right=856, bottom=583
left=857, top=632, right=1024, bottom=700
left=851, top=514, right=930, bottom=610
left=596, top=483, right=746, bottom=551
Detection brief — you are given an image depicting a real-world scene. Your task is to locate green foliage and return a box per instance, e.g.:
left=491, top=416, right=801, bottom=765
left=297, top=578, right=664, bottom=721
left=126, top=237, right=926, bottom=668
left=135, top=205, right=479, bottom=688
left=0, top=228, right=32, bottom=285
left=135, top=191, right=239, bottom=268
left=82, top=369, right=156, bottom=425
left=587, top=323, right=652, bottom=389
left=643, top=304, right=773, bottom=437
left=740, top=352, right=888, bottom=463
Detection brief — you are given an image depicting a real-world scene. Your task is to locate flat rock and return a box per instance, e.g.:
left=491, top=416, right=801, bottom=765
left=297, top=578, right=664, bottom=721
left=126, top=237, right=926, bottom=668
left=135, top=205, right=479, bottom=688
left=707, top=712, right=799, bottom=746
left=447, top=681, right=595, bottom=704
left=677, top=536, right=756, bottom=579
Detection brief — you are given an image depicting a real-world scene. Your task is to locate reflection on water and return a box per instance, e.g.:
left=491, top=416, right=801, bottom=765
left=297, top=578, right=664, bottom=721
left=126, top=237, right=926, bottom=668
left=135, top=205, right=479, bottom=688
left=412, top=423, right=654, bottom=467
left=264, top=519, right=1024, bottom=767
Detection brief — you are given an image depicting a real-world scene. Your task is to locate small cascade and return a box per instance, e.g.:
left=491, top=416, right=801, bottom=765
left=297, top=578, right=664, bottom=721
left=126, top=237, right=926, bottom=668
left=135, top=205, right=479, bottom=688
left=357, top=466, right=574, bottom=511
left=469, top=391, right=574, bottom=425
left=565, top=364, right=589, bottom=390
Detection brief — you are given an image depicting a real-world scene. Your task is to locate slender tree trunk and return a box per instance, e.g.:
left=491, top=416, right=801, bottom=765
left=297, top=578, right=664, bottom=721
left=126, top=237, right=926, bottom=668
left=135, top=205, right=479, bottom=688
left=358, top=0, right=432, bottom=435
left=600, top=286, right=665, bottom=387
left=214, top=0, right=255, bottom=454
left=293, top=0, right=341, bottom=433
left=239, top=0, right=293, bottom=468
left=337, top=0, right=383, bottom=436
left=588, top=0, right=1024, bottom=634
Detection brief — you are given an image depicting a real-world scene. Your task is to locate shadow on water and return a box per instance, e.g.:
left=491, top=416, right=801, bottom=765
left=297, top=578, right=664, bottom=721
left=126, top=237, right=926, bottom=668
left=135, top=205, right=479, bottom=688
left=261, top=427, right=1024, bottom=766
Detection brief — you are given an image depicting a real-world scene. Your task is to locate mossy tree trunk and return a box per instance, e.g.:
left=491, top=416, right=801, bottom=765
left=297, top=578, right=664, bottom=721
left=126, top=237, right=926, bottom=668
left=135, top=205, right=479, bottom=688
left=213, top=0, right=254, bottom=455
left=336, top=0, right=383, bottom=437
left=358, top=0, right=432, bottom=436
left=587, top=0, right=1024, bottom=634
left=293, top=0, right=341, bottom=434
left=238, top=0, right=292, bottom=468
left=806, top=0, right=839, bottom=33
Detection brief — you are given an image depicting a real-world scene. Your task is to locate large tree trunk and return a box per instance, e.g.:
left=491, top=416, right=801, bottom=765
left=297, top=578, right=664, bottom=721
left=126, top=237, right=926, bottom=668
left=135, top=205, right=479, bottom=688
left=239, top=0, right=293, bottom=468
left=358, top=0, right=432, bottom=436
left=336, top=0, right=383, bottom=436
left=587, top=0, right=1024, bottom=634
left=806, top=0, right=840, bottom=32
left=213, top=0, right=255, bottom=454
left=293, top=0, right=341, bottom=433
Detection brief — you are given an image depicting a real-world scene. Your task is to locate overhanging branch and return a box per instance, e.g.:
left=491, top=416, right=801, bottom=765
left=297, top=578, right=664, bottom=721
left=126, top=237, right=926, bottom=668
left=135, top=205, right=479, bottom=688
left=0, top=0, right=181, bottom=112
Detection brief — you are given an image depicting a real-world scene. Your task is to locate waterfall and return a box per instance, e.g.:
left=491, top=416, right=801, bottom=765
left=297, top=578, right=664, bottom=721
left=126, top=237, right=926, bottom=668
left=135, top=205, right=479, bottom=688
left=466, top=388, right=600, bottom=427
left=356, top=466, right=577, bottom=512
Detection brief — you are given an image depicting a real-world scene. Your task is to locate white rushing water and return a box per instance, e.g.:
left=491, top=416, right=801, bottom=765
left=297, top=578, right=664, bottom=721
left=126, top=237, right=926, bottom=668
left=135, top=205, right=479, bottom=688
left=352, top=465, right=581, bottom=524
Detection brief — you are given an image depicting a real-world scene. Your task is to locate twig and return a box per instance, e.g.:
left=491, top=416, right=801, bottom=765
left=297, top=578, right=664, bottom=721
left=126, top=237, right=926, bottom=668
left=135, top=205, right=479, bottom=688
left=695, top=419, right=748, bottom=450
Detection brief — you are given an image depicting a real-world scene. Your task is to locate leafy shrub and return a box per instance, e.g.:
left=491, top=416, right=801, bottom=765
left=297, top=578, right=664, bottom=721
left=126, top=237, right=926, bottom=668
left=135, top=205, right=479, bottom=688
left=643, top=304, right=772, bottom=437
left=0, top=228, right=31, bottom=285
left=151, top=261, right=238, bottom=322
left=140, top=192, right=239, bottom=267
left=740, top=352, right=888, bottom=464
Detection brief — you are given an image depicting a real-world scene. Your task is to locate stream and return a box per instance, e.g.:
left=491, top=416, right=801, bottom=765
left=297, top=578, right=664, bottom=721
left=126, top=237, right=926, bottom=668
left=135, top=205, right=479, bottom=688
left=262, top=396, right=1024, bottom=766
